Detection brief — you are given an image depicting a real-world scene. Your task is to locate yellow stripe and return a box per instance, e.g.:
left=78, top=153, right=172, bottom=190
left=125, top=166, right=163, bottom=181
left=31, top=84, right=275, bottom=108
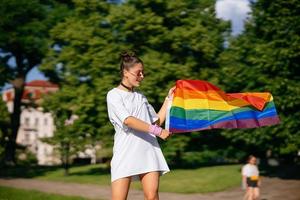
left=172, top=97, right=257, bottom=111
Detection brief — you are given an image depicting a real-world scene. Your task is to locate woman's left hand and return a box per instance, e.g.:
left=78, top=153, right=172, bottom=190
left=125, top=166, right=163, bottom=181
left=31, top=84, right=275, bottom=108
left=165, top=86, right=176, bottom=101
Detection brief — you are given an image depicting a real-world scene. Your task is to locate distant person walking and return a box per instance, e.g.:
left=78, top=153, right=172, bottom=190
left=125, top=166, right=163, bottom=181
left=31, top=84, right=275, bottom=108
left=106, top=51, right=174, bottom=200
left=242, top=155, right=261, bottom=200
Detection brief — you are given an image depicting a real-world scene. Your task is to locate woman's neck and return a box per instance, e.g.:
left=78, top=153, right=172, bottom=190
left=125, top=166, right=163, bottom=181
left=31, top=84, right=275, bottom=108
left=120, top=82, right=133, bottom=92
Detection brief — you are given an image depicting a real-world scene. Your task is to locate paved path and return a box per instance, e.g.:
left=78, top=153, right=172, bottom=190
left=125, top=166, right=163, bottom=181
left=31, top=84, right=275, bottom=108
left=0, top=177, right=299, bottom=200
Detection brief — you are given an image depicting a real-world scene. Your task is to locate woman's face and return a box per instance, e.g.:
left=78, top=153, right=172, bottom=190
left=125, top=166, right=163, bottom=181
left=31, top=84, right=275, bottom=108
left=249, top=157, right=257, bottom=165
left=123, top=63, right=145, bottom=87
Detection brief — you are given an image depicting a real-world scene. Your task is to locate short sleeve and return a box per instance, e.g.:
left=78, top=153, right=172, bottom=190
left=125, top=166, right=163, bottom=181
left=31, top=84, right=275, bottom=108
left=242, top=165, right=249, bottom=176
left=144, top=96, right=159, bottom=124
left=107, top=91, right=131, bottom=129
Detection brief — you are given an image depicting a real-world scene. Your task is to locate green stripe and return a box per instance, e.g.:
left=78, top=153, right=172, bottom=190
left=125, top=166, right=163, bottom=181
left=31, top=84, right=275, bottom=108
left=170, top=101, right=275, bottom=120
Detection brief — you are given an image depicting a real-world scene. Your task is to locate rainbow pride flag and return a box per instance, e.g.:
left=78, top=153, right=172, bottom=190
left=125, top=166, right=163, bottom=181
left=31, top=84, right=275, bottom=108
left=166, top=80, right=280, bottom=133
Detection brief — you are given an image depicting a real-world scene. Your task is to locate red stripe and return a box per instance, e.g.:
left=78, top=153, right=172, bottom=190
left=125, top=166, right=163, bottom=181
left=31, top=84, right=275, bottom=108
left=176, top=80, right=221, bottom=92
left=175, top=80, right=270, bottom=110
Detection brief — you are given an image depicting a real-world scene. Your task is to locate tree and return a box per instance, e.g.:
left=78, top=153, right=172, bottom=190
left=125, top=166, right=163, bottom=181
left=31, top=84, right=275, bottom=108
left=41, top=0, right=230, bottom=165
left=0, top=0, right=71, bottom=164
left=219, top=0, right=300, bottom=162
left=0, top=99, right=10, bottom=162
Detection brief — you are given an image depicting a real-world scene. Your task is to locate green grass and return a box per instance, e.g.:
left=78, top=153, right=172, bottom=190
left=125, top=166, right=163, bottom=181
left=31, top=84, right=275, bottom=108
left=0, top=186, right=86, bottom=200
left=1, top=164, right=242, bottom=193
left=159, top=165, right=241, bottom=193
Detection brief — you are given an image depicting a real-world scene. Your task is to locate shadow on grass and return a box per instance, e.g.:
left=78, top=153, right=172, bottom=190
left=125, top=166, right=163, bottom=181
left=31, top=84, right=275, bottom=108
left=0, top=165, right=61, bottom=178
left=68, top=165, right=110, bottom=176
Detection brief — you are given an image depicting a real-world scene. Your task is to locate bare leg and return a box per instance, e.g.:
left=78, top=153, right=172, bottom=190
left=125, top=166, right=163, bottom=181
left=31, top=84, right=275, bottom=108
left=111, top=177, right=131, bottom=200
left=253, top=187, right=260, bottom=200
left=139, top=171, right=160, bottom=200
left=244, top=187, right=254, bottom=200
left=243, top=188, right=249, bottom=200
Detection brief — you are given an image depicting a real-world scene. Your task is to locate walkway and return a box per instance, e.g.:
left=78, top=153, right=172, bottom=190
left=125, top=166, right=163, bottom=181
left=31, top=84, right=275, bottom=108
left=0, top=177, right=299, bottom=200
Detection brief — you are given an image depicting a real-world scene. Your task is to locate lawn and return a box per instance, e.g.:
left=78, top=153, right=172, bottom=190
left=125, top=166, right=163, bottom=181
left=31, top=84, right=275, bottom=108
left=157, top=165, right=242, bottom=193
left=0, top=186, right=86, bottom=200
left=1, top=164, right=242, bottom=193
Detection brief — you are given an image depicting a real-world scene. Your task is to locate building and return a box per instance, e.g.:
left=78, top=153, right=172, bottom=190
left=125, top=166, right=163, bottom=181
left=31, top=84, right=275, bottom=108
left=2, top=80, right=98, bottom=165
left=2, top=80, right=60, bottom=165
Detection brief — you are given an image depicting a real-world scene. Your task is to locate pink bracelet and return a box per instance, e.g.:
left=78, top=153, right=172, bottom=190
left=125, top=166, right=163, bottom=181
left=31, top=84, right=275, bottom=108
left=148, top=124, right=162, bottom=136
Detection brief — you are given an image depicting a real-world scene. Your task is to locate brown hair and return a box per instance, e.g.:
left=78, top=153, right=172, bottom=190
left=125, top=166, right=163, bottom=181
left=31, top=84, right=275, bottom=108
left=247, top=155, right=256, bottom=163
left=119, top=51, right=143, bottom=77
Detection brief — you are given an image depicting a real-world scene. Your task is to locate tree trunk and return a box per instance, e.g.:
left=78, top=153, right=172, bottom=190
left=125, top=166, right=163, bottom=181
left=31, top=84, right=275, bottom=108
left=4, top=76, right=25, bottom=165
left=63, top=142, right=70, bottom=176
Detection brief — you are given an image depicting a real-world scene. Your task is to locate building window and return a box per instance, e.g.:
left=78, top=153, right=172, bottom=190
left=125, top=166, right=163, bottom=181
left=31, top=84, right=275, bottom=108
left=35, top=118, right=39, bottom=126
left=25, top=133, right=30, bottom=142
left=25, top=117, right=30, bottom=126
left=44, top=147, right=48, bottom=156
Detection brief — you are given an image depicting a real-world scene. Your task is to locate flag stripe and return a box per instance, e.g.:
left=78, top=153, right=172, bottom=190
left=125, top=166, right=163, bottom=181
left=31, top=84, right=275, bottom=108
left=170, top=101, right=276, bottom=121
left=167, top=80, right=280, bottom=133
left=169, top=116, right=281, bottom=133
left=170, top=107, right=278, bottom=130
left=175, top=88, right=271, bottom=102
left=172, top=96, right=273, bottom=111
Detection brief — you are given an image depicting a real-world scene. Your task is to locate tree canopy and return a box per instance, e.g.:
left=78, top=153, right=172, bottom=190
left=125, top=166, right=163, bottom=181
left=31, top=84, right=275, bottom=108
left=40, top=0, right=230, bottom=164
left=1, top=0, right=298, bottom=166
left=0, top=0, right=72, bottom=164
left=219, top=0, right=300, bottom=161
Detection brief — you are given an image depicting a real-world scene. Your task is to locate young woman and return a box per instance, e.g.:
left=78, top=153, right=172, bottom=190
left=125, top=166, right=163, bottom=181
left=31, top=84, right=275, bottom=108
left=106, top=52, right=174, bottom=200
left=242, top=155, right=261, bottom=200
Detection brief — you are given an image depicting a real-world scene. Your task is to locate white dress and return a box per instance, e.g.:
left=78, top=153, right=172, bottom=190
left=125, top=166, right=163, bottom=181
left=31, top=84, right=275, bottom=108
left=106, top=88, right=170, bottom=182
left=242, top=164, right=259, bottom=177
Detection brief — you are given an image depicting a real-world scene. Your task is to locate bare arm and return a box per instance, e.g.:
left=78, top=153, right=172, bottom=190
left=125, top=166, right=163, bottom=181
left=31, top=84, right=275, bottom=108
left=156, top=98, right=169, bottom=126
left=242, top=175, right=247, bottom=189
left=156, top=86, right=175, bottom=126
left=124, top=116, right=170, bottom=140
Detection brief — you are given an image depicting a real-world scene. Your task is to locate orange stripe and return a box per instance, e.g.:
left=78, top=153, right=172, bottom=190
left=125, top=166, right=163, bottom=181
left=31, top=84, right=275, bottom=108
left=174, top=88, right=228, bottom=101
left=174, top=89, right=272, bottom=111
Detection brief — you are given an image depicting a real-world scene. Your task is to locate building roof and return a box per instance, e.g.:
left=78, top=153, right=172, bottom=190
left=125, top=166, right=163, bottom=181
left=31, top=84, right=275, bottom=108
left=25, top=80, right=58, bottom=88
left=3, top=80, right=59, bottom=102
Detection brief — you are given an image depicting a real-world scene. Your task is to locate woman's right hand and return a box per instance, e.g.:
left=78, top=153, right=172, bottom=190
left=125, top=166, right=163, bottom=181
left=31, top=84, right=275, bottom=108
left=159, top=129, right=172, bottom=140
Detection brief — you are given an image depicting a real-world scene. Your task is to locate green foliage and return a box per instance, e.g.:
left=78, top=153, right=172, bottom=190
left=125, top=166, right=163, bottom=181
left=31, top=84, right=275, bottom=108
left=0, top=0, right=73, bottom=163
left=41, top=84, right=111, bottom=164
left=16, top=148, right=38, bottom=165
left=162, top=131, right=245, bottom=168
left=219, top=0, right=300, bottom=159
left=0, top=0, right=71, bottom=76
left=40, top=0, right=230, bottom=162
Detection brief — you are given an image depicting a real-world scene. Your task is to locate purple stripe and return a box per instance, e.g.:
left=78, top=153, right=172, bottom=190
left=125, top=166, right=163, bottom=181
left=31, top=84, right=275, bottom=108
left=170, top=116, right=280, bottom=133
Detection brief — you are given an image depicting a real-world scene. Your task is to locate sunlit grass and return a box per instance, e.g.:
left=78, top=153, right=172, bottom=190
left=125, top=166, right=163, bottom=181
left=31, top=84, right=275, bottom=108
left=1, top=164, right=241, bottom=193
left=158, top=165, right=241, bottom=193
left=0, top=186, right=87, bottom=200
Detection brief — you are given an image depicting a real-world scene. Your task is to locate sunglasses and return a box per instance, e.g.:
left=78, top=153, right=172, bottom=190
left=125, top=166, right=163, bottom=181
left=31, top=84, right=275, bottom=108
left=128, top=70, right=146, bottom=78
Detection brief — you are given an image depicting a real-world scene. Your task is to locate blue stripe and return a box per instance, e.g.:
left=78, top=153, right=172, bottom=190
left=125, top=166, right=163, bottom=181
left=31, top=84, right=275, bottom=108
left=170, top=107, right=278, bottom=130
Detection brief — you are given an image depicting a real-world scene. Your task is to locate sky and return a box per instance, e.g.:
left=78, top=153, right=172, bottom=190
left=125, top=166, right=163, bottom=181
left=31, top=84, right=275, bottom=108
left=216, top=0, right=251, bottom=35
left=3, top=0, right=251, bottom=89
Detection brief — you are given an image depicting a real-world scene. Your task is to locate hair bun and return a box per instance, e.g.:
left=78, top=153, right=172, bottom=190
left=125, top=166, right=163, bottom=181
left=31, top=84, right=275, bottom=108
left=120, top=51, right=136, bottom=62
